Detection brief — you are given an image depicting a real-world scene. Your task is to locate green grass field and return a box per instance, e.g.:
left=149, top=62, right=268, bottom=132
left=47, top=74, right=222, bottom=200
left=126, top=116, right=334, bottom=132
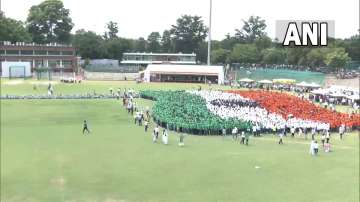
left=1, top=80, right=359, bottom=202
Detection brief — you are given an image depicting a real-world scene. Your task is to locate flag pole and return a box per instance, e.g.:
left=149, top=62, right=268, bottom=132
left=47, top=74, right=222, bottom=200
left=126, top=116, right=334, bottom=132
left=207, top=0, right=212, bottom=66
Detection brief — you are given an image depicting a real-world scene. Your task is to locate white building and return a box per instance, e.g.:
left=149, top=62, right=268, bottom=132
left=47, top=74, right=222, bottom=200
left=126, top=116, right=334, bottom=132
left=139, top=64, right=224, bottom=84
left=121, top=52, right=196, bottom=65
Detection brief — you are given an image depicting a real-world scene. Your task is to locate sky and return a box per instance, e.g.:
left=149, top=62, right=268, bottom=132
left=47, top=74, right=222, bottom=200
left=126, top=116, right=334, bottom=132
left=1, top=0, right=359, bottom=40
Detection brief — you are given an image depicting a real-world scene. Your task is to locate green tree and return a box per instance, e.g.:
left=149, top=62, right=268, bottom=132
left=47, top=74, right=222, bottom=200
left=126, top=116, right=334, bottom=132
left=254, top=35, right=272, bottom=50
left=161, top=30, right=173, bottom=53
left=104, top=21, right=119, bottom=40
left=147, top=32, right=161, bottom=52
left=0, top=15, right=31, bottom=42
left=343, top=35, right=360, bottom=61
left=170, top=15, right=208, bottom=60
left=325, top=48, right=351, bottom=71
left=306, top=48, right=332, bottom=67
left=133, top=37, right=147, bottom=52
left=105, top=38, right=132, bottom=60
left=235, top=16, right=267, bottom=43
left=230, top=44, right=259, bottom=63
left=72, top=29, right=107, bottom=59
left=261, top=48, right=286, bottom=64
left=211, top=48, right=229, bottom=64
left=219, top=33, right=239, bottom=50
left=27, top=0, right=74, bottom=43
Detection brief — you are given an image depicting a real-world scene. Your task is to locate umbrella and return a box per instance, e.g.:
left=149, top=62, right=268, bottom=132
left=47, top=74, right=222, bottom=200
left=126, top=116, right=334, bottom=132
left=273, top=79, right=296, bottom=84
left=258, top=79, right=273, bottom=84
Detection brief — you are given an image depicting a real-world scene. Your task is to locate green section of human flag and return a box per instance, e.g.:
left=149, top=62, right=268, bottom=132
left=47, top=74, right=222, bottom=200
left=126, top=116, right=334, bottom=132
left=140, top=90, right=251, bottom=132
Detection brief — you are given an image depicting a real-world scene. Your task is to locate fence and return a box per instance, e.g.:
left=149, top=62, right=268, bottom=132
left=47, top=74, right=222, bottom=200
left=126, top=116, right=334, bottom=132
left=85, top=64, right=143, bottom=73
left=234, top=67, right=325, bottom=85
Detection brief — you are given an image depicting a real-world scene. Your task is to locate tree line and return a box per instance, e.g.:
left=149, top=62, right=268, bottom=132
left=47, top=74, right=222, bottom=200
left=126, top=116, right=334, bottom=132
left=0, top=0, right=359, bottom=71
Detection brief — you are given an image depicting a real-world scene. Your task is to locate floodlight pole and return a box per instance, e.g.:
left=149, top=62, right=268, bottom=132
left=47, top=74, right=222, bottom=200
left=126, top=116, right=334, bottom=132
left=207, top=0, right=212, bottom=66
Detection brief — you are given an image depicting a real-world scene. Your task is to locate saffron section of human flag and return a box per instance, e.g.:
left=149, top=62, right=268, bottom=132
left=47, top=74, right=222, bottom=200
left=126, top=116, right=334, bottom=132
left=226, top=90, right=360, bottom=129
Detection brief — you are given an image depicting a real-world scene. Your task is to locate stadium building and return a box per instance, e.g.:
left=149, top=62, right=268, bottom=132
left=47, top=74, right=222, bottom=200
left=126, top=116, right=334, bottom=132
left=121, top=52, right=196, bottom=67
left=139, top=64, right=224, bottom=84
left=0, top=41, right=78, bottom=74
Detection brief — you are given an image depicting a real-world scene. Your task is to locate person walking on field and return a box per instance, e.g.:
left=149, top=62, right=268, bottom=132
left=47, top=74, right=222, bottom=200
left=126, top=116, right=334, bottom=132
left=311, top=127, right=316, bottom=140
left=222, top=128, right=226, bottom=139
left=232, top=127, right=238, bottom=140
left=339, top=124, right=345, bottom=140
left=313, top=141, right=319, bottom=155
left=240, top=131, right=245, bottom=144
left=144, top=120, right=149, bottom=132
left=82, top=120, right=90, bottom=134
left=321, top=133, right=326, bottom=147
left=290, top=126, right=295, bottom=138
left=245, top=133, right=250, bottom=146
left=278, top=129, right=284, bottom=144
left=326, top=130, right=330, bottom=143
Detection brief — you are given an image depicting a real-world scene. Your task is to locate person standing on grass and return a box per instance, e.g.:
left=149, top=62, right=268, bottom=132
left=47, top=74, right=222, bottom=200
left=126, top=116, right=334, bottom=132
left=162, top=129, right=168, bottom=145
left=152, top=129, right=157, bottom=143
left=313, top=141, right=319, bottom=155
left=272, top=124, right=277, bottom=136
left=222, top=128, right=226, bottom=139
left=144, top=120, right=149, bottom=132
left=278, top=129, right=284, bottom=144
left=154, top=125, right=160, bottom=140
left=321, top=133, right=326, bottom=147
left=252, top=124, right=257, bottom=137
left=324, top=142, right=331, bottom=152
left=326, top=130, right=330, bottom=143
left=232, top=127, right=238, bottom=140
left=309, top=140, right=315, bottom=155
left=311, top=127, right=316, bottom=140
left=82, top=120, right=90, bottom=134
left=240, top=131, right=245, bottom=144
left=339, top=124, right=345, bottom=140
left=245, top=132, right=250, bottom=146
left=179, top=133, right=185, bottom=146
left=290, top=126, right=295, bottom=138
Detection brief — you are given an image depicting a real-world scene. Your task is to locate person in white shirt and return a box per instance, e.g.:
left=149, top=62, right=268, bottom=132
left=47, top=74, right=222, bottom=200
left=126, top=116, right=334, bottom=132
left=326, top=130, right=330, bottom=143
left=321, top=133, right=326, bottom=147
left=309, top=140, right=315, bottom=155
left=232, top=127, right=238, bottom=140
left=339, top=124, right=345, bottom=140
left=313, top=141, right=319, bottom=155
left=278, top=129, right=284, bottom=144
left=162, top=129, right=168, bottom=145
left=311, top=127, right=316, bottom=140
left=154, top=125, right=159, bottom=137
left=290, top=126, right=295, bottom=138
left=240, top=131, right=245, bottom=144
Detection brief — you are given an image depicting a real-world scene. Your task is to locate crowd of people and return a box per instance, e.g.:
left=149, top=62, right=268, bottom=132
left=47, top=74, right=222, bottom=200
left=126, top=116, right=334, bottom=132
left=189, top=90, right=332, bottom=134
left=123, top=89, right=355, bottom=156
left=123, top=91, right=186, bottom=147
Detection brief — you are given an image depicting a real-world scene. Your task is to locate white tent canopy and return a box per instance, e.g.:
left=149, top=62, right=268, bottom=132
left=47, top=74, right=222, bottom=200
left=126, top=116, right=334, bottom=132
left=238, top=78, right=254, bottom=82
left=311, top=89, right=329, bottom=95
left=296, top=81, right=321, bottom=88
left=347, top=94, right=360, bottom=101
